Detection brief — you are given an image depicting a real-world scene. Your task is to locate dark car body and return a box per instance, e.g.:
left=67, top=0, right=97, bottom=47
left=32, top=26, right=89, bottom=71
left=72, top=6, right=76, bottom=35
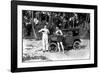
left=48, top=28, right=81, bottom=51
left=62, top=28, right=81, bottom=50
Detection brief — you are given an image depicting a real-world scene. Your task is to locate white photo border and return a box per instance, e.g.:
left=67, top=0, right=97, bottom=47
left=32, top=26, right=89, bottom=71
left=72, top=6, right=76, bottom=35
left=17, top=5, right=94, bottom=68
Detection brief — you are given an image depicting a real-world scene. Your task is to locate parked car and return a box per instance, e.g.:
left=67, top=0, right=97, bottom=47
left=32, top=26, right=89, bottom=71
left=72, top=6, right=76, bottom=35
left=62, top=28, right=81, bottom=50
left=48, top=28, right=81, bottom=52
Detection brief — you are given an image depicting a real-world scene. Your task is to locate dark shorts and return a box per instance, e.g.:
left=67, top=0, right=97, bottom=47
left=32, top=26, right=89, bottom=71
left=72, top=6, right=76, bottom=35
left=57, top=35, right=63, bottom=42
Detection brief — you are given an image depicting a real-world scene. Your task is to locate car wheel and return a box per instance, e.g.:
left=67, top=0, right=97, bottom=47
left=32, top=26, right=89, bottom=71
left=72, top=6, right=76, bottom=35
left=48, top=43, right=57, bottom=52
left=73, top=41, right=81, bottom=49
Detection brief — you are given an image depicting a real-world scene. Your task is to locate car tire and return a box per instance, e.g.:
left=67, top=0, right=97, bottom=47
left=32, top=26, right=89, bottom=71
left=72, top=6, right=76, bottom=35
left=73, top=41, right=81, bottom=50
left=48, top=43, right=58, bottom=52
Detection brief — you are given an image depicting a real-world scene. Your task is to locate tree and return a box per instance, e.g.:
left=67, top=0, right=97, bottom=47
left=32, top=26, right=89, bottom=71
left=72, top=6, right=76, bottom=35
left=31, top=11, right=37, bottom=39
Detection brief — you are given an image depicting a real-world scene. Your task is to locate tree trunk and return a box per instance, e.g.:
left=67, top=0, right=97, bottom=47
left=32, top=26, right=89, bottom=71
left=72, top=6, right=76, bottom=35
left=32, top=11, right=37, bottom=39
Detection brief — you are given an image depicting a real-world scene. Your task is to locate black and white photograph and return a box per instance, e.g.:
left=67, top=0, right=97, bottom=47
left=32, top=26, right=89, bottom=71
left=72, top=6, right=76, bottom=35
left=22, top=10, right=90, bottom=62
left=11, top=1, right=97, bottom=72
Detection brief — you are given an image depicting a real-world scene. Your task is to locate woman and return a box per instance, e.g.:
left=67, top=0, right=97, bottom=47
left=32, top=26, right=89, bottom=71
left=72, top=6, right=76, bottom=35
left=55, top=27, right=64, bottom=53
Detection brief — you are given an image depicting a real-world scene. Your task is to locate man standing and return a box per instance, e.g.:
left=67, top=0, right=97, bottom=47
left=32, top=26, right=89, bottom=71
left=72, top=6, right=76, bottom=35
left=55, top=27, right=64, bottom=53
left=39, top=25, right=49, bottom=52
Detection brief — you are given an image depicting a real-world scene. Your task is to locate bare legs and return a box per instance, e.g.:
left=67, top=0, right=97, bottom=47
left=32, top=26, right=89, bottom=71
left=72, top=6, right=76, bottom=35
left=57, top=42, right=64, bottom=53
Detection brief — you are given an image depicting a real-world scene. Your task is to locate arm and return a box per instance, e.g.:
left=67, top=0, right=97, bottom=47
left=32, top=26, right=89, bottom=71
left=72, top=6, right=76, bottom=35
left=38, top=29, right=43, bottom=33
left=47, top=29, right=50, bottom=34
left=59, top=30, right=63, bottom=35
left=56, top=30, right=63, bottom=35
